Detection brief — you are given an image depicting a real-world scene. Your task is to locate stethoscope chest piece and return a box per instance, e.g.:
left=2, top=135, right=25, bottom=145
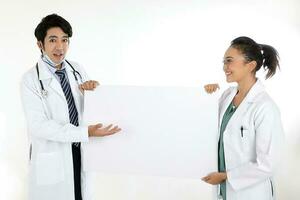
left=41, top=89, right=48, bottom=98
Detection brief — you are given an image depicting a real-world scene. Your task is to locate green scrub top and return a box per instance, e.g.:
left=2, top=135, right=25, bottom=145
left=218, top=101, right=237, bottom=200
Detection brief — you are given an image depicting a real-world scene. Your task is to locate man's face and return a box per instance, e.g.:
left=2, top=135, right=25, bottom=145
left=38, top=27, right=69, bottom=66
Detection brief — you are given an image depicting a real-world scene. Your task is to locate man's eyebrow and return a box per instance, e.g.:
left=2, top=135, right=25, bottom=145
left=48, top=35, right=58, bottom=39
left=47, top=35, right=69, bottom=39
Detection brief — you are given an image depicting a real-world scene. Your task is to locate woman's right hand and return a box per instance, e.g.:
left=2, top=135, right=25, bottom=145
left=204, top=83, right=220, bottom=94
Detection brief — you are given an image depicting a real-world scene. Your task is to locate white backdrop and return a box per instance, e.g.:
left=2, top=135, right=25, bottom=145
left=0, top=0, right=299, bottom=199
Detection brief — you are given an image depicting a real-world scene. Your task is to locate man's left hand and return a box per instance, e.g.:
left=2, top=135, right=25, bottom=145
left=79, top=80, right=99, bottom=92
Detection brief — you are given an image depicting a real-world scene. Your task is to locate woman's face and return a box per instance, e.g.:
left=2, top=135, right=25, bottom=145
left=223, top=47, right=255, bottom=83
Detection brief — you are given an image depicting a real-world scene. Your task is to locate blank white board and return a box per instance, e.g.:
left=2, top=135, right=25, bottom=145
left=82, top=86, right=218, bottom=179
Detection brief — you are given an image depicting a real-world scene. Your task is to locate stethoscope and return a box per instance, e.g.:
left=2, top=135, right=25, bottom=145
left=36, top=59, right=83, bottom=98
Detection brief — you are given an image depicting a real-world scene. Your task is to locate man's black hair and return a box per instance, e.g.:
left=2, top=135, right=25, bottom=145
left=34, top=14, right=72, bottom=43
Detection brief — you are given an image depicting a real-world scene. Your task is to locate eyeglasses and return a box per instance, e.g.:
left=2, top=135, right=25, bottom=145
left=223, top=56, right=249, bottom=65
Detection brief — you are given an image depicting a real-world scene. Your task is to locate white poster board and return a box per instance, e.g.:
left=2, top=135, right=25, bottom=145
left=82, top=86, right=218, bottom=179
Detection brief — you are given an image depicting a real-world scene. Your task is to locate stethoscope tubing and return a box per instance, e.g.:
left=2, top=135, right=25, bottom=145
left=36, top=60, right=82, bottom=98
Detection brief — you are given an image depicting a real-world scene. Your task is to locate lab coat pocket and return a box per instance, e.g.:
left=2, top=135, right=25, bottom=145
left=35, top=152, right=65, bottom=185
left=240, top=129, right=251, bottom=154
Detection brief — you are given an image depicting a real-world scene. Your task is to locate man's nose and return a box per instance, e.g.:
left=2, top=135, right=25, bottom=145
left=55, top=41, right=64, bottom=50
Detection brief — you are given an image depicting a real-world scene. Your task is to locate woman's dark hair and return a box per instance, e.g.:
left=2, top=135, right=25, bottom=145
left=230, top=36, right=280, bottom=79
left=34, top=14, right=72, bottom=44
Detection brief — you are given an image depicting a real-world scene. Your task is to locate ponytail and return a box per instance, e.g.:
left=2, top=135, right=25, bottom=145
left=260, top=44, right=280, bottom=79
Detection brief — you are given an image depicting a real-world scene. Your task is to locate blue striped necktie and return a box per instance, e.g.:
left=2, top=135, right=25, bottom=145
left=56, top=69, right=82, bottom=199
left=55, top=69, right=79, bottom=128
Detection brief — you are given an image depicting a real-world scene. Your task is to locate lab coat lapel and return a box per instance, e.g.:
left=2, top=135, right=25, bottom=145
left=226, top=80, right=266, bottom=129
left=219, top=87, right=237, bottom=127
left=37, top=59, right=67, bottom=100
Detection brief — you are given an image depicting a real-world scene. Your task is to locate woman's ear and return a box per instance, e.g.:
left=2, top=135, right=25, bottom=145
left=248, top=60, right=257, bottom=73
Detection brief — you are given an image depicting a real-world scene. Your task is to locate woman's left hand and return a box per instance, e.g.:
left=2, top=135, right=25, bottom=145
left=79, top=80, right=99, bottom=92
left=201, top=172, right=227, bottom=185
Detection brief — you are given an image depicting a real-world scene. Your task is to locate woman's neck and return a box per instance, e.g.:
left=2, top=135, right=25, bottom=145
left=237, top=76, right=257, bottom=96
left=234, top=76, right=257, bottom=106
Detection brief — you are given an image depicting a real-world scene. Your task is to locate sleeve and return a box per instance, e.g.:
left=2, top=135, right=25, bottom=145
left=20, top=72, right=89, bottom=143
left=226, top=100, right=284, bottom=191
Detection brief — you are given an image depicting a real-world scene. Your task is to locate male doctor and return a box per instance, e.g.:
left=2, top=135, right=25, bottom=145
left=21, top=14, right=121, bottom=200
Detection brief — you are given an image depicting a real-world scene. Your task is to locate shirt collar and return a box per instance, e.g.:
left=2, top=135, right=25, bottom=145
left=41, top=55, right=67, bottom=73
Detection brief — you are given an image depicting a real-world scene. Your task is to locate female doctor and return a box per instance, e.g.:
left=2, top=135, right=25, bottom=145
left=21, top=14, right=121, bottom=200
left=202, top=36, right=284, bottom=200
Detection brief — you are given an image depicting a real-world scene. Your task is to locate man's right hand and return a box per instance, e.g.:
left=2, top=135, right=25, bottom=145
left=88, top=123, right=121, bottom=137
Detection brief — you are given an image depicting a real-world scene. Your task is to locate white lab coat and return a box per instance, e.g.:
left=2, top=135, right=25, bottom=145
left=216, top=80, right=284, bottom=200
left=21, top=58, right=93, bottom=200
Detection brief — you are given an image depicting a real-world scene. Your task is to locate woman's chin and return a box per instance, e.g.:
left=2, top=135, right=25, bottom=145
left=226, top=77, right=234, bottom=83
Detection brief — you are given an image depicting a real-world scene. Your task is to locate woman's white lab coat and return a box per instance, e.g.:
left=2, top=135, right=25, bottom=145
left=21, top=58, right=92, bottom=200
left=217, top=80, right=284, bottom=200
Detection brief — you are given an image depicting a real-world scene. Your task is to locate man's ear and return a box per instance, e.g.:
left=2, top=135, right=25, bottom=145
left=37, top=41, right=43, bottom=50
left=37, top=41, right=44, bottom=54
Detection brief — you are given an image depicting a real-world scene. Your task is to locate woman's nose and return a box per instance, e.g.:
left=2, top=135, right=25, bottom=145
left=223, top=64, right=227, bottom=71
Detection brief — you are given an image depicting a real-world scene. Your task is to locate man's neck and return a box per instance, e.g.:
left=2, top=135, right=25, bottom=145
left=56, top=63, right=63, bottom=70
